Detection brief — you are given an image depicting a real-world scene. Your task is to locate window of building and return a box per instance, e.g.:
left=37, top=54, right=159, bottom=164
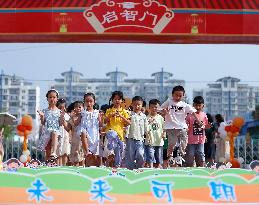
left=5, top=78, right=8, bottom=85
left=231, top=80, right=235, bottom=88
left=28, top=90, right=35, bottom=95
left=9, top=88, right=19, bottom=94
left=9, top=102, right=19, bottom=107
left=224, top=80, right=228, bottom=88
left=28, top=96, right=36, bottom=100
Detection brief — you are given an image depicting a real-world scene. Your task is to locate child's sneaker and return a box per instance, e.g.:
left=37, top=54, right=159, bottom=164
left=168, top=156, right=175, bottom=167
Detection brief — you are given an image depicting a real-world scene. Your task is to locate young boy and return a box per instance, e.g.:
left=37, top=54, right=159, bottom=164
left=250, top=160, right=259, bottom=176
left=145, top=99, right=165, bottom=168
left=185, top=96, right=209, bottom=167
left=160, top=85, right=202, bottom=163
left=125, top=96, right=149, bottom=170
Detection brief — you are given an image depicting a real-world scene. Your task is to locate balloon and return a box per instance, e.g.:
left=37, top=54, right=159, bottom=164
left=17, top=130, right=24, bottom=136
left=24, top=130, right=32, bottom=136
left=19, top=154, right=28, bottom=163
left=27, top=156, right=31, bottom=162
left=230, top=158, right=240, bottom=168
left=21, top=115, right=33, bottom=127
left=238, top=157, right=244, bottom=164
left=17, top=125, right=26, bottom=133
left=24, top=125, right=32, bottom=131
left=232, top=117, right=245, bottom=128
left=225, top=125, right=231, bottom=132
left=230, top=125, right=239, bottom=133
left=27, top=119, right=39, bottom=137
left=22, top=150, right=30, bottom=156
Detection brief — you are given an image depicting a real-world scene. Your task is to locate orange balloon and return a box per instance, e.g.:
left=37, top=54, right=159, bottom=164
left=230, top=158, right=240, bottom=168
left=21, top=115, right=33, bottom=127
left=17, top=124, right=26, bottom=133
left=232, top=117, right=245, bottom=128
left=17, top=130, right=24, bottom=136
left=24, top=130, right=32, bottom=136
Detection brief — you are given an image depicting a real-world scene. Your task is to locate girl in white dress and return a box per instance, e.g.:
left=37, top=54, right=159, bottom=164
left=80, top=93, right=102, bottom=166
left=67, top=101, right=86, bottom=166
left=56, top=98, right=70, bottom=166
left=38, top=89, right=62, bottom=161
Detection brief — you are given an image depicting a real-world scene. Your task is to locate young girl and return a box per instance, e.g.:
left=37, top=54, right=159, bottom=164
left=0, top=128, right=4, bottom=163
left=56, top=98, right=70, bottom=166
left=67, top=101, right=86, bottom=166
left=80, top=93, right=102, bottom=166
left=38, top=89, right=62, bottom=161
left=104, top=91, right=131, bottom=167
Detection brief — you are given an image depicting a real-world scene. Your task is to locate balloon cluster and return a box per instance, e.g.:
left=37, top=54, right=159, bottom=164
left=225, top=117, right=245, bottom=138
left=224, top=117, right=245, bottom=168
left=17, top=115, right=33, bottom=163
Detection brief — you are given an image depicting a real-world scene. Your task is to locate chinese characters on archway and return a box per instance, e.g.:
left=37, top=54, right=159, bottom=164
left=84, top=0, right=174, bottom=34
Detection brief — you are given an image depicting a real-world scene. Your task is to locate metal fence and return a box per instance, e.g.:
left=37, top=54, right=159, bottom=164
left=2, top=135, right=259, bottom=165
left=3, top=137, right=44, bottom=162
left=235, top=137, right=259, bottom=165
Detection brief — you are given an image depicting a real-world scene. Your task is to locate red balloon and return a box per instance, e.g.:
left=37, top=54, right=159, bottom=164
left=17, top=124, right=26, bottom=133
left=230, top=158, right=240, bottom=168
left=225, top=125, right=231, bottom=132
left=25, top=125, right=32, bottom=131
left=230, top=125, right=239, bottom=133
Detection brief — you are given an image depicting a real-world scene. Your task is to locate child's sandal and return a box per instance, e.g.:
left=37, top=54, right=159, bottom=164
left=50, top=153, right=58, bottom=160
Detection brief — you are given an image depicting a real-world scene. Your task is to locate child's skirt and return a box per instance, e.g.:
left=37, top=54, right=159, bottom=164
left=38, top=126, right=60, bottom=151
left=70, top=133, right=85, bottom=163
left=57, top=127, right=71, bottom=156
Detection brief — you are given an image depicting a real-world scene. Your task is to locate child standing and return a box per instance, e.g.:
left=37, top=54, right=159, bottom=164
left=145, top=99, right=165, bottom=168
left=80, top=93, right=102, bottom=166
left=204, top=113, right=216, bottom=163
left=126, top=96, right=149, bottom=170
left=0, top=128, right=4, bottom=162
left=185, top=96, right=209, bottom=167
left=67, top=101, right=86, bottom=166
left=214, top=114, right=228, bottom=162
left=38, top=89, right=62, bottom=160
left=104, top=91, right=130, bottom=167
left=160, top=85, right=201, bottom=163
left=56, top=98, right=70, bottom=166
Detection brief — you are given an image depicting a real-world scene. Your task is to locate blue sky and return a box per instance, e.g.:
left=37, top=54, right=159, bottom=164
left=1, top=43, right=259, bottom=107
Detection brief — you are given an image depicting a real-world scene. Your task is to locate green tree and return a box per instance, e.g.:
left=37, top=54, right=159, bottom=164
left=0, top=125, right=15, bottom=139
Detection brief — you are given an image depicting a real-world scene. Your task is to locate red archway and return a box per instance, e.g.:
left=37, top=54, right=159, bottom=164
left=0, top=0, right=259, bottom=43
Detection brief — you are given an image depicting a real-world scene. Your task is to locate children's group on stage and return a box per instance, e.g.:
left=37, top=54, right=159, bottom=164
left=38, top=85, right=228, bottom=169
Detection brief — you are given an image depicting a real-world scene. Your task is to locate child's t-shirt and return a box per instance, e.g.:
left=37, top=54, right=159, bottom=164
left=186, top=111, right=208, bottom=144
left=145, top=114, right=164, bottom=146
left=160, top=98, right=196, bottom=129
left=128, top=112, right=148, bottom=141
left=105, top=107, right=130, bottom=141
